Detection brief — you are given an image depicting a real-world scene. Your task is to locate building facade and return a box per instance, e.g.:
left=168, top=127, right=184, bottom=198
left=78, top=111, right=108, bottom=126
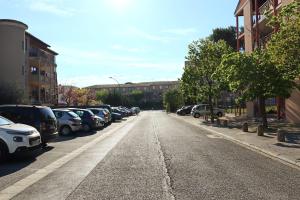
left=0, top=19, right=58, bottom=105
left=88, top=81, right=179, bottom=103
left=235, top=0, right=300, bottom=123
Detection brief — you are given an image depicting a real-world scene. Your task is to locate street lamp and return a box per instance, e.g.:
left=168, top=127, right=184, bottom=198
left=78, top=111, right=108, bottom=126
left=109, top=76, right=122, bottom=105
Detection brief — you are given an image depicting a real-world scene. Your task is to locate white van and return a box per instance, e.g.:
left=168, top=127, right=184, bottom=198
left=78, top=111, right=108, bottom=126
left=0, top=116, right=41, bottom=162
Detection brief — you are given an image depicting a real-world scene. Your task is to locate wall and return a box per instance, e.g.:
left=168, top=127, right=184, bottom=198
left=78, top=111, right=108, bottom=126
left=0, top=21, right=27, bottom=95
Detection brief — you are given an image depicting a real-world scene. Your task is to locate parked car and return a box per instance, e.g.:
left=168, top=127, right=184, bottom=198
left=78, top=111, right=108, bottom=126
left=103, top=108, right=112, bottom=123
left=52, top=109, right=82, bottom=136
left=0, top=105, right=57, bottom=146
left=68, top=108, right=101, bottom=132
left=0, top=115, right=41, bottom=162
left=118, top=106, right=133, bottom=116
left=176, top=105, right=194, bottom=116
left=191, top=104, right=224, bottom=118
left=97, top=105, right=112, bottom=113
left=88, top=108, right=109, bottom=126
left=131, top=107, right=140, bottom=115
left=112, top=107, right=127, bottom=118
left=111, top=112, right=122, bottom=122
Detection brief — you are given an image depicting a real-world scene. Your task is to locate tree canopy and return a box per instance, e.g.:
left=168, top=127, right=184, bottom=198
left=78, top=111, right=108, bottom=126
left=182, top=39, right=233, bottom=121
left=209, top=26, right=237, bottom=49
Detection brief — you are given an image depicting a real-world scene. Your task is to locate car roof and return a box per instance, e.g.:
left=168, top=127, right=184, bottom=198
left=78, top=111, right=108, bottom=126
left=68, top=108, right=89, bottom=111
left=0, top=104, right=48, bottom=109
left=52, top=108, right=71, bottom=112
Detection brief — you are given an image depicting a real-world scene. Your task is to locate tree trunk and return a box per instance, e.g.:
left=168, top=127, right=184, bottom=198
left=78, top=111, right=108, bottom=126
left=259, top=96, right=268, bottom=128
left=208, top=95, right=214, bottom=123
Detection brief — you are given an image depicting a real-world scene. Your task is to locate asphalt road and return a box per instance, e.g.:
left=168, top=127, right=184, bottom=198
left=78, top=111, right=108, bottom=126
left=0, top=111, right=299, bottom=200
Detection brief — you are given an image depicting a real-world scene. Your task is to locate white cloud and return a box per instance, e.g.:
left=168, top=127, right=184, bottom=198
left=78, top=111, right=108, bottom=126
left=58, top=74, right=180, bottom=88
left=162, top=28, right=197, bottom=35
left=28, top=0, right=76, bottom=17
left=53, top=45, right=143, bottom=66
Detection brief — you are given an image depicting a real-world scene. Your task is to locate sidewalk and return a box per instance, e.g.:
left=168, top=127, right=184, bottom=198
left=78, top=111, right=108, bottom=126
left=170, top=113, right=300, bottom=169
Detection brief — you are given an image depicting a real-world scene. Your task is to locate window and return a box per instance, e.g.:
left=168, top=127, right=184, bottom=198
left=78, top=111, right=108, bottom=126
left=31, top=66, right=38, bottom=74
left=54, top=111, right=63, bottom=118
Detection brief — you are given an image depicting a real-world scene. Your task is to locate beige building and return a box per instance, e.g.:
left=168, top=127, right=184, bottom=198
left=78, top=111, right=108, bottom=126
left=0, top=19, right=58, bottom=105
left=88, top=81, right=179, bottom=103
left=235, top=0, right=300, bottom=123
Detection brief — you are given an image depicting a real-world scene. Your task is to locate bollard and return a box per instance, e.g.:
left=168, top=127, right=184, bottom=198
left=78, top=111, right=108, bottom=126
left=257, top=125, right=264, bottom=136
left=277, top=129, right=286, bottom=142
left=242, top=122, right=248, bottom=132
left=223, top=120, right=228, bottom=127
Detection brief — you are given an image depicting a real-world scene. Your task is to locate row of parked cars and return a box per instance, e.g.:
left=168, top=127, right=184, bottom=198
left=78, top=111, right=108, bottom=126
left=176, top=104, right=224, bottom=118
left=0, top=104, right=140, bottom=162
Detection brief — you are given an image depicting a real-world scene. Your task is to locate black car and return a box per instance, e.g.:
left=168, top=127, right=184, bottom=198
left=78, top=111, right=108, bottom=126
left=112, top=107, right=127, bottom=118
left=111, top=112, right=122, bottom=122
left=97, top=105, right=112, bottom=113
left=0, top=105, right=58, bottom=145
left=68, top=108, right=100, bottom=132
left=176, top=105, right=194, bottom=116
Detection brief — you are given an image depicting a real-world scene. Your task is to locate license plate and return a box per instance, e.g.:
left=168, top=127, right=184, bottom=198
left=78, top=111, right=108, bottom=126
left=30, top=139, right=40, bottom=146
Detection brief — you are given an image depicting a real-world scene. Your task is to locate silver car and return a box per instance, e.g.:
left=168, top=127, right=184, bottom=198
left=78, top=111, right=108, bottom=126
left=52, top=109, right=82, bottom=136
left=191, top=104, right=224, bottom=118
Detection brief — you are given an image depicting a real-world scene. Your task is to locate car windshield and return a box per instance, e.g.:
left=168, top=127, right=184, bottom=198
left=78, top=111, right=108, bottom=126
left=86, top=110, right=94, bottom=116
left=0, top=116, right=13, bottom=126
left=68, top=111, right=79, bottom=118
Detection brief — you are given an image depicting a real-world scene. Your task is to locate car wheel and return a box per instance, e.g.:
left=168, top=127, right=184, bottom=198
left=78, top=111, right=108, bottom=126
left=60, top=126, right=72, bottom=136
left=217, top=112, right=223, bottom=117
left=194, top=113, right=200, bottom=118
left=0, top=142, right=8, bottom=163
left=83, top=124, right=91, bottom=132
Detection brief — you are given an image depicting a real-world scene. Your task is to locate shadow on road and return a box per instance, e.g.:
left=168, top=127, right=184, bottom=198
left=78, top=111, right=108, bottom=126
left=274, top=143, right=300, bottom=149
left=0, top=147, right=53, bottom=177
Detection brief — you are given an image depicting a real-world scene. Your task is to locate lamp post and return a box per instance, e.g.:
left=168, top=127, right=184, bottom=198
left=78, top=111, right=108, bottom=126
left=109, top=77, right=122, bottom=105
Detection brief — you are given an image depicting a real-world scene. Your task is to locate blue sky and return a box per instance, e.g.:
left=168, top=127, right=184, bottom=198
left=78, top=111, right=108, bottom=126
left=0, top=0, right=238, bottom=87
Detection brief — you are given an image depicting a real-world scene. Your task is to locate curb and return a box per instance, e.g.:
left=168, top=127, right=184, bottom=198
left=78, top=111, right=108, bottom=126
left=170, top=114, right=300, bottom=170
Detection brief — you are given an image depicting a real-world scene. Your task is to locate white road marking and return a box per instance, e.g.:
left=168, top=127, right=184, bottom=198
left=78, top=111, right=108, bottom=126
left=206, top=134, right=222, bottom=139
left=0, top=116, right=139, bottom=200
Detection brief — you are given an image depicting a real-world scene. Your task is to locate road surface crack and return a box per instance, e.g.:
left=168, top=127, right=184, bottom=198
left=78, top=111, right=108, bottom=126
left=152, top=118, right=176, bottom=200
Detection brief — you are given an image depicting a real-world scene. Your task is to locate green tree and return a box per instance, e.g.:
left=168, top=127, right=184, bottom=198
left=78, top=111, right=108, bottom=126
left=96, top=90, right=109, bottom=104
left=220, top=50, right=295, bottom=127
left=184, top=39, right=233, bottom=122
left=209, top=26, right=237, bottom=49
left=267, top=2, right=300, bottom=83
left=180, top=66, right=200, bottom=104
left=128, top=90, right=144, bottom=106
left=163, top=88, right=184, bottom=112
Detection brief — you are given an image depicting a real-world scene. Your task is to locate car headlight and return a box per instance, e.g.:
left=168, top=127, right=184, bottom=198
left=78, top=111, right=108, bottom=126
left=7, top=130, right=35, bottom=135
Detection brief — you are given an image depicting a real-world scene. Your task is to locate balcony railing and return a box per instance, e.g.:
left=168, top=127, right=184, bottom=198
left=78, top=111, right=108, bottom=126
left=253, top=0, right=274, bottom=24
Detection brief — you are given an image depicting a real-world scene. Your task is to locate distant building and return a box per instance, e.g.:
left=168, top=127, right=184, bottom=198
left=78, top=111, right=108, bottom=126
left=0, top=19, right=58, bottom=105
left=88, top=81, right=179, bottom=103
left=235, top=0, right=300, bottom=123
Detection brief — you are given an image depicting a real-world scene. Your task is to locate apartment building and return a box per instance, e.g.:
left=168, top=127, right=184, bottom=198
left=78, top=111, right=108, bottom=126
left=88, top=81, right=179, bottom=103
left=235, top=0, right=300, bottom=123
left=0, top=19, right=58, bottom=105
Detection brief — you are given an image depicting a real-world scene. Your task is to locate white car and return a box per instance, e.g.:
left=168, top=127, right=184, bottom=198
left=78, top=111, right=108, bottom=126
left=191, top=104, right=224, bottom=118
left=0, top=116, right=41, bottom=162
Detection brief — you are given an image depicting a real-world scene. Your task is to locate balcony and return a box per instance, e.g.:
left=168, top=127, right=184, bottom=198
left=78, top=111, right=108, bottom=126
left=29, top=48, right=56, bottom=66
